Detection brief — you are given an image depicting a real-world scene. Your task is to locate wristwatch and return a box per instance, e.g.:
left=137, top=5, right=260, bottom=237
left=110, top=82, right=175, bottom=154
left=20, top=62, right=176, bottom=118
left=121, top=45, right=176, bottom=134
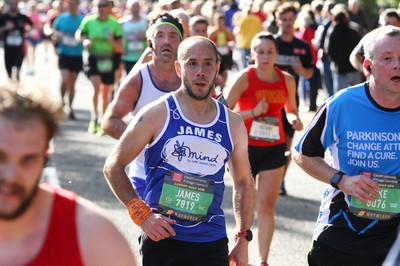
left=330, top=171, right=345, bottom=189
left=235, top=229, right=253, bottom=242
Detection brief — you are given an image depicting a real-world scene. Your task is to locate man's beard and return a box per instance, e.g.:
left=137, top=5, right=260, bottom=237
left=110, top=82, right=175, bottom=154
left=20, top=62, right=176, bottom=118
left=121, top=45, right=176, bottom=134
left=0, top=180, right=40, bottom=220
left=183, top=77, right=215, bottom=101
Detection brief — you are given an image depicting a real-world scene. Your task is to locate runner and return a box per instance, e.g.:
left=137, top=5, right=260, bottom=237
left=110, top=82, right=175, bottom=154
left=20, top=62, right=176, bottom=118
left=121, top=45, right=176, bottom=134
left=0, top=0, right=32, bottom=81
left=103, top=36, right=255, bottom=266
left=225, top=32, right=303, bottom=266
left=52, top=0, right=84, bottom=120
left=0, top=82, right=137, bottom=266
left=76, top=0, right=122, bottom=135
left=118, top=0, right=148, bottom=75
left=102, top=12, right=183, bottom=197
left=293, top=26, right=400, bottom=266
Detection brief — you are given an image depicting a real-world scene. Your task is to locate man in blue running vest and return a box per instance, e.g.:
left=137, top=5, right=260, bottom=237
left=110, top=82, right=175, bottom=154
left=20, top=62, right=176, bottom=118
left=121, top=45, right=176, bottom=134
left=294, top=26, right=400, bottom=266
left=104, top=36, right=255, bottom=266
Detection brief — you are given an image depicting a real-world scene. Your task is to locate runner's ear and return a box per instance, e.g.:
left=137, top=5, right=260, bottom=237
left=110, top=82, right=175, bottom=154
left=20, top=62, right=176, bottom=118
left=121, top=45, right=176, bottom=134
left=147, top=40, right=153, bottom=49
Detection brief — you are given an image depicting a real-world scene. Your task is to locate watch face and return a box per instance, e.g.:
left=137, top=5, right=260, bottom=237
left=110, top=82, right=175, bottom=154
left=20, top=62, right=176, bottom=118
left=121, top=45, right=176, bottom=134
left=246, top=230, right=253, bottom=241
left=331, top=172, right=344, bottom=188
left=332, top=173, right=340, bottom=183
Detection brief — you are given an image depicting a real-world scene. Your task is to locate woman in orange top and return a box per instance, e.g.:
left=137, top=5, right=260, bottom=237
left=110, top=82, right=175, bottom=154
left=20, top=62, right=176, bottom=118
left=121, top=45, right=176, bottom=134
left=225, top=32, right=303, bottom=266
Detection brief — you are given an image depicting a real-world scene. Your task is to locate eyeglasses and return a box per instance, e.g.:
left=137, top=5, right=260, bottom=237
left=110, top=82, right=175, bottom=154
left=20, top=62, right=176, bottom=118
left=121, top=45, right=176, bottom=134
left=98, top=3, right=109, bottom=8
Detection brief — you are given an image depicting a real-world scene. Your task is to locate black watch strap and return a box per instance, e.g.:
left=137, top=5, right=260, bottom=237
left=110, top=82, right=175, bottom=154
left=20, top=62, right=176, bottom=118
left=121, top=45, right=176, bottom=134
left=330, top=171, right=345, bottom=189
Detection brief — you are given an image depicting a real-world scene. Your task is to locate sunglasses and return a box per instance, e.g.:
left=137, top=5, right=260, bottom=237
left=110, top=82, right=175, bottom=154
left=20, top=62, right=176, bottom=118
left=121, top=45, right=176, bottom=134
left=98, top=3, right=109, bottom=7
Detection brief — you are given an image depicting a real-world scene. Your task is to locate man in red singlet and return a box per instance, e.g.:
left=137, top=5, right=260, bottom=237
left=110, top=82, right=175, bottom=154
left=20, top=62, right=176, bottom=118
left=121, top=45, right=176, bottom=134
left=0, top=82, right=137, bottom=266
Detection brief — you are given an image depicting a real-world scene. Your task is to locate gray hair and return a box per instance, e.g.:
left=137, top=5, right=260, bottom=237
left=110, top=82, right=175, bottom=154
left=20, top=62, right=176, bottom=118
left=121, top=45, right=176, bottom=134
left=363, top=25, right=400, bottom=60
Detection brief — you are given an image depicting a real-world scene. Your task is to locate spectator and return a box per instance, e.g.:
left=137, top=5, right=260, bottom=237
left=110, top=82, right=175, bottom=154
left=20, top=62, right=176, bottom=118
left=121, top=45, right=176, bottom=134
left=325, top=6, right=361, bottom=93
left=262, top=0, right=280, bottom=35
left=295, top=7, right=321, bottom=112
left=350, top=8, right=400, bottom=75
left=312, top=0, right=336, bottom=97
left=348, top=0, right=369, bottom=35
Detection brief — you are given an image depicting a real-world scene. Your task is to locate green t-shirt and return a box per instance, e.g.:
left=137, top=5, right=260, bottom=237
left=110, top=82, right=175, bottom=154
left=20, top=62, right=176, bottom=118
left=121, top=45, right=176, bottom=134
left=79, top=14, right=122, bottom=56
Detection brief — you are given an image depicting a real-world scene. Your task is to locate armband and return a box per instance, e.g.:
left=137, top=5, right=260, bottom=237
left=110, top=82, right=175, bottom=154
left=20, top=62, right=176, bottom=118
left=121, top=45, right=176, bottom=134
left=126, top=198, right=153, bottom=226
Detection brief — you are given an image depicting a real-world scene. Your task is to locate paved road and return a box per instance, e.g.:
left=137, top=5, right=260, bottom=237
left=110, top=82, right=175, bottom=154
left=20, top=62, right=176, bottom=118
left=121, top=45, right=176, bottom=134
left=1, top=44, right=327, bottom=266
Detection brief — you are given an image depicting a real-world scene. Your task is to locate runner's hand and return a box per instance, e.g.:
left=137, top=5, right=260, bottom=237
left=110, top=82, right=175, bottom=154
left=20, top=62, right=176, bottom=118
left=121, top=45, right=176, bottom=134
left=292, top=118, right=303, bottom=131
left=83, top=39, right=92, bottom=49
left=339, top=174, right=380, bottom=203
left=228, top=238, right=249, bottom=266
left=141, top=213, right=176, bottom=241
left=292, top=58, right=304, bottom=76
left=253, top=99, right=268, bottom=116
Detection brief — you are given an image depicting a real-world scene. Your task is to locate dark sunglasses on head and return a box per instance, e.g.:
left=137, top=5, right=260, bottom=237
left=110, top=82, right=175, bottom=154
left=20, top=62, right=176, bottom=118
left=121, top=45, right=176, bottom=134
left=98, top=3, right=108, bottom=7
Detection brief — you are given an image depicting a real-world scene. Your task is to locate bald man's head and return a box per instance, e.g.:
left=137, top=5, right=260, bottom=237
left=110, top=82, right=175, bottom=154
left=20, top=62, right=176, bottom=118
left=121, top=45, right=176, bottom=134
left=177, top=36, right=218, bottom=62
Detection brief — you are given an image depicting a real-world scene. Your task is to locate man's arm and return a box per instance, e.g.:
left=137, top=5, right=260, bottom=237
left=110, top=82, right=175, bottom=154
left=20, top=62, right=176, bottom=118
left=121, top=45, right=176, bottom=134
left=77, top=197, right=138, bottom=266
left=102, top=69, right=143, bottom=139
left=292, top=150, right=379, bottom=203
left=103, top=101, right=176, bottom=241
left=292, top=61, right=314, bottom=79
left=224, top=69, right=248, bottom=109
left=224, top=70, right=268, bottom=119
left=292, top=41, right=314, bottom=79
left=226, top=111, right=255, bottom=266
left=283, top=72, right=303, bottom=131
left=103, top=103, right=160, bottom=205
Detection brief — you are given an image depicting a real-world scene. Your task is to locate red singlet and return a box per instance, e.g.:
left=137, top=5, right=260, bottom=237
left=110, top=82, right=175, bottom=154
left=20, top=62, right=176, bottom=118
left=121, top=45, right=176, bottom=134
left=236, top=66, right=288, bottom=147
left=28, top=184, right=84, bottom=266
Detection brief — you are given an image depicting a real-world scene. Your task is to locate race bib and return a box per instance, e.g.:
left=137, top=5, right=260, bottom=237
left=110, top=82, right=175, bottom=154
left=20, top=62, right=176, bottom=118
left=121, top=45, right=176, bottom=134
left=349, top=172, right=400, bottom=220
left=249, top=116, right=280, bottom=142
left=127, top=41, right=144, bottom=51
left=61, top=35, right=79, bottom=47
left=275, top=55, right=298, bottom=66
left=96, top=57, right=113, bottom=73
left=6, top=32, right=22, bottom=46
left=217, top=46, right=229, bottom=55
left=158, top=171, right=215, bottom=222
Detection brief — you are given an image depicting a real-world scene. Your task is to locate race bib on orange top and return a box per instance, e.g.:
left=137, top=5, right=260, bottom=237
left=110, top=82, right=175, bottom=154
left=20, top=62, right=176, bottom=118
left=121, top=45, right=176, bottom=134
left=249, top=116, right=280, bottom=142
